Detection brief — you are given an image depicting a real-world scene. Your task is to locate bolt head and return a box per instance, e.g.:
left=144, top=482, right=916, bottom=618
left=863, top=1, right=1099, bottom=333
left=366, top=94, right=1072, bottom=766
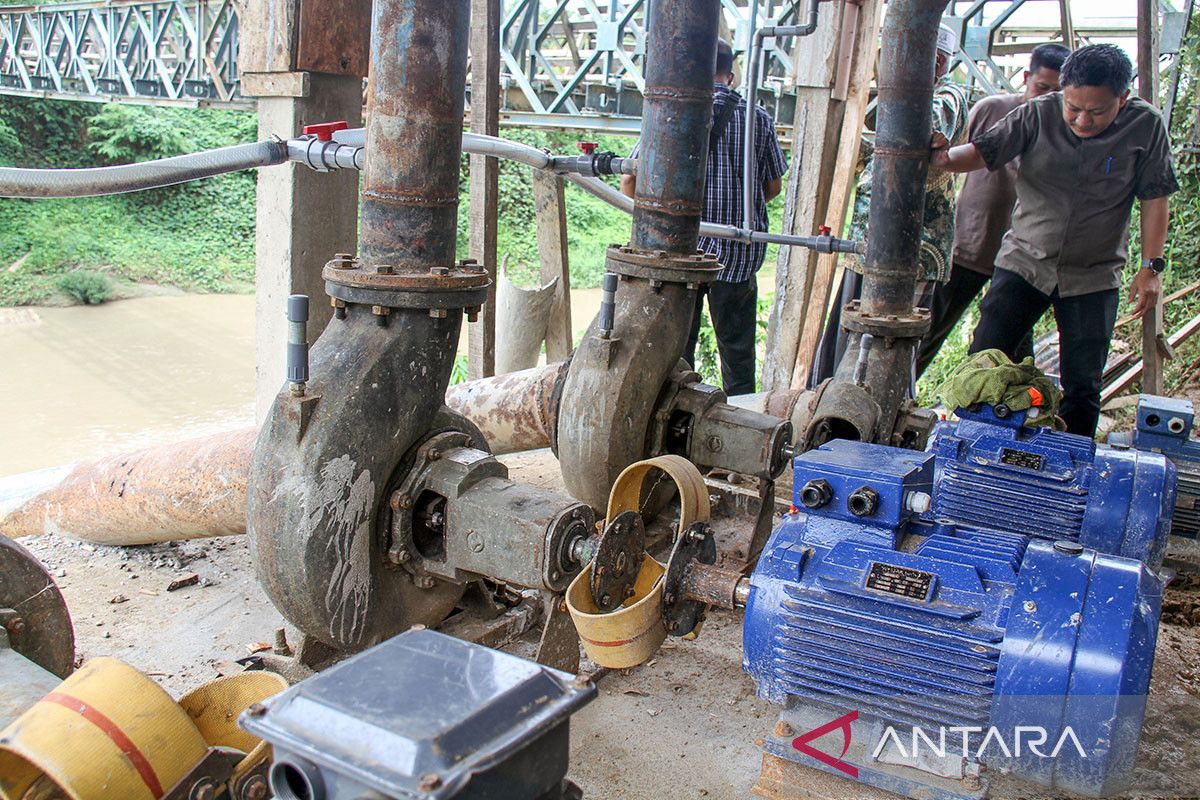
left=774, top=721, right=794, bottom=737
left=5, top=617, right=26, bottom=637
left=600, top=594, right=612, bottom=607
left=418, top=773, right=443, bottom=791
left=430, top=266, right=451, bottom=276
left=241, top=776, right=268, bottom=800
left=191, top=782, right=215, bottom=800
left=1023, top=600, right=1037, bottom=613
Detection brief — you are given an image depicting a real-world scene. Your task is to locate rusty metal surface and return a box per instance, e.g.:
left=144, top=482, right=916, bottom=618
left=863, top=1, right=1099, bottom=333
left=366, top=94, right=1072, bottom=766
left=632, top=0, right=721, bottom=254
left=358, top=0, right=472, bottom=276
left=444, top=363, right=563, bottom=454
left=535, top=593, right=581, bottom=674
left=0, top=428, right=255, bottom=544
left=661, top=523, right=717, bottom=635
left=859, top=0, right=948, bottom=317
left=678, top=559, right=741, bottom=611
left=0, top=536, right=74, bottom=678
left=590, top=510, right=646, bottom=612
left=297, top=0, right=372, bottom=77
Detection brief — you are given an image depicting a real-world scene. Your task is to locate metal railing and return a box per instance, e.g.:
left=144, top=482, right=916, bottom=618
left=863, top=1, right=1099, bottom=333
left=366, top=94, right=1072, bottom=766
left=0, top=0, right=244, bottom=107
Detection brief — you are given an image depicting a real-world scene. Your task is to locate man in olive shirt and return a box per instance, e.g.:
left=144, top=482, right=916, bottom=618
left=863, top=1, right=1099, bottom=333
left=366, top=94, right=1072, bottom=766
left=930, top=44, right=1177, bottom=437
left=915, top=43, right=1070, bottom=378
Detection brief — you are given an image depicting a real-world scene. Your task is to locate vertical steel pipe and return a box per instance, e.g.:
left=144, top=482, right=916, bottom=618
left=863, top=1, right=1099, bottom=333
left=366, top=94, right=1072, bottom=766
left=631, top=0, right=721, bottom=254
left=358, top=0, right=470, bottom=273
left=859, top=0, right=949, bottom=316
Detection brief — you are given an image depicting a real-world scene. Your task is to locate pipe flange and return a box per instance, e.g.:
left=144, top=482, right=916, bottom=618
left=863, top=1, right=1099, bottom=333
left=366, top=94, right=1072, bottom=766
left=661, top=522, right=716, bottom=637
left=841, top=300, right=931, bottom=338
left=603, top=245, right=722, bottom=285
left=324, top=256, right=491, bottom=309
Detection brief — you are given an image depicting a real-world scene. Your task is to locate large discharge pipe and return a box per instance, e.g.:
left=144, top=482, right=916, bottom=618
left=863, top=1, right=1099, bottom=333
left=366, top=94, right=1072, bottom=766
left=801, top=0, right=948, bottom=450
left=247, top=0, right=490, bottom=651
left=555, top=0, right=727, bottom=510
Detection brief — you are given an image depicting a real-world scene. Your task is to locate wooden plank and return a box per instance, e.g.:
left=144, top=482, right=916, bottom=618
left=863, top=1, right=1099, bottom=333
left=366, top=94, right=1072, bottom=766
left=533, top=171, right=573, bottom=362
left=760, top=0, right=847, bottom=392
left=467, top=0, right=501, bottom=380
left=240, top=71, right=309, bottom=98
left=235, top=0, right=299, bottom=75
left=788, top=0, right=884, bottom=390
left=1102, top=312, right=1200, bottom=405
left=1138, top=0, right=1163, bottom=394
left=296, top=0, right=371, bottom=77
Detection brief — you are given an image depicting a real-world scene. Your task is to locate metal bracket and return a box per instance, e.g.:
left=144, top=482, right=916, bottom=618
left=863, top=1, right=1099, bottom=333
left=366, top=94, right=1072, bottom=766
left=661, top=523, right=717, bottom=637
left=535, top=593, right=581, bottom=673
left=590, top=510, right=646, bottom=612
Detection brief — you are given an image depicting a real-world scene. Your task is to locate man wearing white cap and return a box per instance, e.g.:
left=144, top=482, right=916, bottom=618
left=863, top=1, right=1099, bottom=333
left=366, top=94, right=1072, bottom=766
left=811, top=22, right=970, bottom=384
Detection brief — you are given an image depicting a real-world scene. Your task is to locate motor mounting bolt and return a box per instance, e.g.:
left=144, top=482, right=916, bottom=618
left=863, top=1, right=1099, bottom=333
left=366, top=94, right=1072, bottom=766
left=1023, top=600, right=1037, bottom=613
left=240, top=776, right=268, bottom=800
left=686, top=527, right=707, bottom=544
left=774, top=721, right=794, bottom=737
left=5, top=617, right=26, bottom=639
left=418, top=773, right=442, bottom=791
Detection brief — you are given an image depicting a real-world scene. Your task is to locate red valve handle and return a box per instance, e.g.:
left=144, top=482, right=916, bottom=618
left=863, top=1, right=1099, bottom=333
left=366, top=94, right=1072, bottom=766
left=578, top=141, right=598, bottom=155
left=302, top=120, right=350, bottom=141
left=818, top=225, right=832, bottom=236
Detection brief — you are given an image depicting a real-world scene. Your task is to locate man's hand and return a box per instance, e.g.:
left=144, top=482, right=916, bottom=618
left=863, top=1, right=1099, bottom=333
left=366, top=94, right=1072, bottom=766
left=930, top=130, right=951, bottom=170
left=1128, top=268, right=1162, bottom=319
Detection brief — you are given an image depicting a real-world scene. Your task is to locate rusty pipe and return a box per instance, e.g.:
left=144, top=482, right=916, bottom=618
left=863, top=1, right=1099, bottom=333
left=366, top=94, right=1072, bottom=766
left=632, top=0, right=721, bottom=254
left=358, top=0, right=470, bottom=274
left=444, top=363, right=565, bottom=455
left=859, top=0, right=950, bottom=316
left=0, top=430, right=254, bottom=545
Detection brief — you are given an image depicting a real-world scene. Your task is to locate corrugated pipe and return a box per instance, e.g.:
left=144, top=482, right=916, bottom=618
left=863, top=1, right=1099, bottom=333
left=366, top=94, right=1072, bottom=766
left=0, top=141, right=288, bottom=199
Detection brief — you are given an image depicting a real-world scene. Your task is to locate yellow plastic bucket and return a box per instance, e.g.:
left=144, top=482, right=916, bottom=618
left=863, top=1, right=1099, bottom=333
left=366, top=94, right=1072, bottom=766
left=0, top=657, right=208, bottom=800
left=566, top=553, right=667, bottom=668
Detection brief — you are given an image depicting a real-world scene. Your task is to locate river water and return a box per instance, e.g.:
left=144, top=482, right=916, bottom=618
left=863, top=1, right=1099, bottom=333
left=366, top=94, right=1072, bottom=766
left=0, top=290, right=602, bottom=478
left=0, top=295, right=257, bottom=477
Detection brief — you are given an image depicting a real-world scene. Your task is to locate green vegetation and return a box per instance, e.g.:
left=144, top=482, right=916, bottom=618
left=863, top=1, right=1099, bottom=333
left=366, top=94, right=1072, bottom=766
left=0, top=98, right=257, bottom=305
left=56, top=270, right=112, bottom=304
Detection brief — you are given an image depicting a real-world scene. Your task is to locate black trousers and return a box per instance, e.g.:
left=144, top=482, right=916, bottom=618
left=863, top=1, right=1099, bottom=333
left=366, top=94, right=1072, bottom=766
left=915, top=263, right=1033, bottom=379
left=684, top=276, right=758, bottom=396
left=970, top=268, right=1118, bottom=438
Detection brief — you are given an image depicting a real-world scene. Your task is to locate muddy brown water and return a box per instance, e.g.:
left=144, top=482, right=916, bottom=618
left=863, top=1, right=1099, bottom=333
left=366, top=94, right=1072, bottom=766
left=0, top=289, right=603, bottom=478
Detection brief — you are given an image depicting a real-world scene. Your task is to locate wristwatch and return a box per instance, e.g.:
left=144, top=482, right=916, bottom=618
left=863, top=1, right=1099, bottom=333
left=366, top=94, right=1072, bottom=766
left=1142, top=257, right=1167, bottom=275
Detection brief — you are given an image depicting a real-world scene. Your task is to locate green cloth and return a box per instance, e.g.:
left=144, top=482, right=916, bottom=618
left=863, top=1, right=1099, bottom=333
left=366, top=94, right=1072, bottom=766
left=936, top=349, right=1063, bottom=427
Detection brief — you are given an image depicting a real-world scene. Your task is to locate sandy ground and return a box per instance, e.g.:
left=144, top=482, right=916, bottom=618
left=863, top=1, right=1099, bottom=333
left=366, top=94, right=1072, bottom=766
left=12, top=449, right=1200, bottom=800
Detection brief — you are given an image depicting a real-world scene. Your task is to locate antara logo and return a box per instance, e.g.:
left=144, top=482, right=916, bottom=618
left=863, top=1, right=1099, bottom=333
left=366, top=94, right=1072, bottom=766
left=791, top=710, right=859, bottom=778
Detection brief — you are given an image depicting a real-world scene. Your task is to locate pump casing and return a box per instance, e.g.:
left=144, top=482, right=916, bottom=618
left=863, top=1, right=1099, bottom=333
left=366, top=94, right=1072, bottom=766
left=925, top=405, right=1176, bottom=568
left=743, top=440, right=1162, bottom=799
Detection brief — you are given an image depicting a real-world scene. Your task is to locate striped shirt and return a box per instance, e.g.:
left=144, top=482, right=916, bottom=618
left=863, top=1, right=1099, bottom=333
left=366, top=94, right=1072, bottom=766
left=631, top=83, right=789, bottom=282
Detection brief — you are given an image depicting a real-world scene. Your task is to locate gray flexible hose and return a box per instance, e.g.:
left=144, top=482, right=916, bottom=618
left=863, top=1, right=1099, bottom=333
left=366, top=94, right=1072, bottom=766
left=0, top=141, right=289, bottom=199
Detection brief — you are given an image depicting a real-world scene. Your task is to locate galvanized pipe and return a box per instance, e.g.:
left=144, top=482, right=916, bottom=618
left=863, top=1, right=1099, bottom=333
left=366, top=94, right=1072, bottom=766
left=358, top=0, right=470, bottom=273
left=631, top=0, right=721, bottom=254
left=859, top=0, right=950, bottom=316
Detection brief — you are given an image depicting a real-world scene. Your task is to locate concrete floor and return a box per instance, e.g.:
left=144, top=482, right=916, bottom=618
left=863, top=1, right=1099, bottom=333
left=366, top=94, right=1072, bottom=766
left=15, top=449, right=1200, bottom=800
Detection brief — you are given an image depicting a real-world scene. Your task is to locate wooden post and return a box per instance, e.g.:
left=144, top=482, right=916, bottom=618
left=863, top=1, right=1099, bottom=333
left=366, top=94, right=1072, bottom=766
left=468, top=0, right=501, bottom=379
left=762, top=0, right=884, bottom=392
left=1138, top=0, right=1163, bottom=396
left=533, top=171, right=573, bottom=361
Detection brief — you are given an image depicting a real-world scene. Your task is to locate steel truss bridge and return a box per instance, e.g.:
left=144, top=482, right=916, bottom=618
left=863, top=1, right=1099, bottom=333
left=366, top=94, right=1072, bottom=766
left=0, top=0, right=1183, bottom=136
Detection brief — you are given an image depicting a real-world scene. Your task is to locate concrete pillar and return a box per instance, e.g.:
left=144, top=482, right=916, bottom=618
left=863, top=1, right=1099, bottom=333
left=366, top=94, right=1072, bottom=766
left=253, top=74, right=362, bottom=422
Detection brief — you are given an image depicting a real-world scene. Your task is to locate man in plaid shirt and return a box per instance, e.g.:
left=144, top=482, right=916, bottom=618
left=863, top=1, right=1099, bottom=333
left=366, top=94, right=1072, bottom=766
left=622, top=38, right=789, bottom=395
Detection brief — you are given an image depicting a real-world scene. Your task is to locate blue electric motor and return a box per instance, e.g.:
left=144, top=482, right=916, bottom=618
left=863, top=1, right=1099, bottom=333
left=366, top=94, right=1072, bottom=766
left=925, top=404, right=1176, bottom=568
left=1109, top=395, right=1200, bottom=538
left=743, top=439, right=1163, bottom=799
